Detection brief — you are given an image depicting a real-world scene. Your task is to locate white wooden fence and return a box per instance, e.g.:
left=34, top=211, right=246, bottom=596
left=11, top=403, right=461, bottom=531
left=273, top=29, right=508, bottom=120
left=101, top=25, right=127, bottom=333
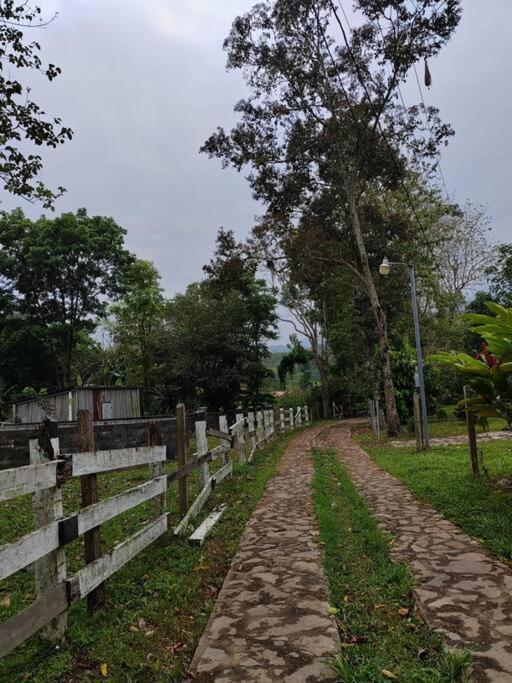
left=0, top=404, right=311, bottom=658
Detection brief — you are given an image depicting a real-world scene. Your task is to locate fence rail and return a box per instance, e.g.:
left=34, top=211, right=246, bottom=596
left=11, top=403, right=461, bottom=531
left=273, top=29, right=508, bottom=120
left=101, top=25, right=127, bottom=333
left=0, top=403, right=311, bottom=659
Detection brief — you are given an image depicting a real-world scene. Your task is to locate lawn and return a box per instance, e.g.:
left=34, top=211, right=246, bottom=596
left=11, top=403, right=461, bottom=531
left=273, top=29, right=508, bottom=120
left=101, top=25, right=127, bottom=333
left=0, top=429, right=300, bottom=682
left=369, top=439, right=512, bottom=562
left=312, top=447, right=470, bottom=682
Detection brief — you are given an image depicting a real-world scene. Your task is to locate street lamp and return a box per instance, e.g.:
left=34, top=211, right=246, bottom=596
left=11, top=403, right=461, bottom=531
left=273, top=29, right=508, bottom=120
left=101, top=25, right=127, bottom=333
left=379, top=257, right=430, bottom=449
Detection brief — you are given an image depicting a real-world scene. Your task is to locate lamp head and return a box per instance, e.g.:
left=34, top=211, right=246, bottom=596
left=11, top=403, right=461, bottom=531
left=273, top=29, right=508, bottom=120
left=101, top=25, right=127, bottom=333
left=379, top=257, right=391, bottom=276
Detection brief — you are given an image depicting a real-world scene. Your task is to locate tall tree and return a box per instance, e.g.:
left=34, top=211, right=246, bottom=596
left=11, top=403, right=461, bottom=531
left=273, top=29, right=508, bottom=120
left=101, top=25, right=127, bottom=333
left=0, top=208, right=133, bottom=388
left=110, top=260, right=166, bottom=413
left=202, top=0, right=461, bottom=434
left=0, top=3, right=72, bottom=206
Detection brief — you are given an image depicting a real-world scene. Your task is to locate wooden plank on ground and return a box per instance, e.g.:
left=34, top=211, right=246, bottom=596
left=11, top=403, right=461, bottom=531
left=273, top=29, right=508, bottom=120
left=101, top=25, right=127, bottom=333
left=189, top=504, right=227, bottom=546
left=0, top=583, right=68, bottom=659
left=174, top=481, right=213, bottom=536
left=0, top=461, right=59, bottom=502
left=75, top=514, right=168, bottom=598
left=70, top=445, right=166, bottom=476
left=0, top=521, right=59, bottom=581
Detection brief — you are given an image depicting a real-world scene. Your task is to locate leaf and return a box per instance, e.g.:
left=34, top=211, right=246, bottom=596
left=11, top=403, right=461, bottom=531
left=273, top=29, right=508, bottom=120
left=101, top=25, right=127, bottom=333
left=0, top=595, right=11, bottom=607
left=100, top=662, right=108, bottom=677
left=381, top=670, right=398, bottom=679
left=374, top=603, right=386, bottom=609
left=397, top=607, right=409, bottom=616
left=327, top=606, right=339, bottom=614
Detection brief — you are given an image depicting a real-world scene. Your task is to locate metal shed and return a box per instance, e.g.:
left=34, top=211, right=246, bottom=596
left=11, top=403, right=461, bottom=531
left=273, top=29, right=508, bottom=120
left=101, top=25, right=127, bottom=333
left=10, top=386, right=141, bottom=423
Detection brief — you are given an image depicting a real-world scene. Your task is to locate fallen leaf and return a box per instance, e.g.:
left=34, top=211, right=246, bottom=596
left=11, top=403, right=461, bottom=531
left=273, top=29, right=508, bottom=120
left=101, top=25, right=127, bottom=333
left=145, top=630, right=155, bottom=637
left=100, top=662, right=108, bottom=677
left=374, top=603, right=386, bottom=610
left=327, top=607, right=339, bottom=615
left=397, top=607, right=409, bottom=617
left=381, top=669, right=397, bottom=679
left=129, top=625, right=139, bottom=632
left=0, top=595, right=11, bottom=607
left=138, top=618, right=147, bottom=630
left=343, top=595, right=349, bottom=602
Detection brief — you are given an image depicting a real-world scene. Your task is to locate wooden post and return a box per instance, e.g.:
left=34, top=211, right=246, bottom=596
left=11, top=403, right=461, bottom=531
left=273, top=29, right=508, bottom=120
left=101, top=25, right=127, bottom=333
left=235, top=409, right=246, bottom=464
left=280, top=407, right=285, bottom=433
left=248, top=411, right=256, bottom=452
left=30, top=422, right=67, bottom=641
left=77, top=410, right=106, bottom=611
left=256, top=409, right=263, bottom=442
left=304, top=405, right=310, bottom=425
left=296, top=406, right=302, bottom=427
left=195, top=410, right=210, bottom=487
left=289, top=407, right=294, bottom=430
left=464, top=386, right=480, bottom=476
left=176, top=403, right=188, bottom=515
left=148, top=420, right=166, bottom=517
left=218, top=412, right=231, bottom=467
left=413, top=391, right=422, bottom=452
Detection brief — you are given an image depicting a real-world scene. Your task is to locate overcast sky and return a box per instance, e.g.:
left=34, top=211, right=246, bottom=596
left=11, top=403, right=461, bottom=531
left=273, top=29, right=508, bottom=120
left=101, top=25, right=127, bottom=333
left=4, top=1, right=511, bottom=341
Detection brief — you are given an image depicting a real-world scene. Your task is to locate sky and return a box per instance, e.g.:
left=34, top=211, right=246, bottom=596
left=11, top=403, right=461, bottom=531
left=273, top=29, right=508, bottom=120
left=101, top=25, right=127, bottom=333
left=4, top=1, right=512, bottom=342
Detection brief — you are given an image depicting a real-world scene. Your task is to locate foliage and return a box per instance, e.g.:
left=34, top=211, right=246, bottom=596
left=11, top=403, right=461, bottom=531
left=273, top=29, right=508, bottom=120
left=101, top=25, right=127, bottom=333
left=277, top=338, right=313, bottom=386
left=389, top=339, right=442, bottom=423
left=430, top=303, right=512, bottom=428
left=486, top=244, right=512, bottom=306
left=0, top=208, right=133, bottom=389
left=0, top=3, right=72, bottom=206
left=110, top=260, right=165, bottom=412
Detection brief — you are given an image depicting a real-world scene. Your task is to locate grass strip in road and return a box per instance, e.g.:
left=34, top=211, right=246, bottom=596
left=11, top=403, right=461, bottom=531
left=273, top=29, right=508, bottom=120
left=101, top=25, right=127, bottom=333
left=0, top=429, right=302, bottom=683
left=312, top=447, right=470, bottom=682
left=370, top=439, right=512, bottom=562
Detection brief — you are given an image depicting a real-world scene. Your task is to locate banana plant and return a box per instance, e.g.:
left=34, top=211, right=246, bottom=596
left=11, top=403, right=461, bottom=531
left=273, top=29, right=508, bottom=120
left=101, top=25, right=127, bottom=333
left=430, top=302, right=512, bottom=428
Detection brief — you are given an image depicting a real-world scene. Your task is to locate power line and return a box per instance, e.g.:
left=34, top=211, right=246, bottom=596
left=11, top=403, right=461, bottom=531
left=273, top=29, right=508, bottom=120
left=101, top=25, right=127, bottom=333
left=327, top=0, right=451, bottom=290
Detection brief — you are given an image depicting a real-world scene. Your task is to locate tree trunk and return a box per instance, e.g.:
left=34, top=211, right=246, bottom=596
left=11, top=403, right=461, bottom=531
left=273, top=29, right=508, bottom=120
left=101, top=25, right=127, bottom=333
left=346, top=184, right=401, bottom=435
left=319, top=368, right=330, bottom=419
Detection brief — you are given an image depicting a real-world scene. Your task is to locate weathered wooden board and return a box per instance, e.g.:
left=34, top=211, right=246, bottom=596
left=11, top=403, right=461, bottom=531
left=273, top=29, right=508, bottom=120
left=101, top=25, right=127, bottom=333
left=70, top=445, right=166, bottom=476
left=63, top=476, right=168, bottom=542
left=0, top=461, right=58, bottom=502
left=75, top=513, right=168, bottom=598
left=206, top=428, right=232, bottom=443
left=0, top=521, right=59, bottom=581
left=212, top=461, right=232, bottom=487
left=174, top=481, right=213, bottom=536
left=0, top=583, right=68, bottom=658
left=189, top=504, right=227, bottom=546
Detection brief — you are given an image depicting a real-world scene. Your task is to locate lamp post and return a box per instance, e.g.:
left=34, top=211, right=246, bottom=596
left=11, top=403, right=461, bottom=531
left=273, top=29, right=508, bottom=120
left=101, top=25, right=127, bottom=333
left=379, top=258, right=430, bottom=449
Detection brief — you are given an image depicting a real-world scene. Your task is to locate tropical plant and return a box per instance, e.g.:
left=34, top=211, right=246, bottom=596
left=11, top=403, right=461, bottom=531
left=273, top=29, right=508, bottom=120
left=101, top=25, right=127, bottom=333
left=430, top=303, right=512, bottom=427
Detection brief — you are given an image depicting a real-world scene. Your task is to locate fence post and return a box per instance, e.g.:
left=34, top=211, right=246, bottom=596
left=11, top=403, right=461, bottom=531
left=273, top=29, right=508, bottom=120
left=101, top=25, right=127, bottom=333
left=463, top=385, right=480, bottom=476
left=195, top=409, right=210, bottom=488
left=256, top=408, right=263, bottom=443
left=296, top=406, right=302, bottom=427
left=305, top=405, right=310, bottom=425
left=289, top=407, right=294, bottom=430
left=248, top=410, right=256, bottom=452
left=235, top=408, right=246, bottom=464
left=219, top=412, right=231, bottom=468
left=280, top=407, right=285, bottom=433
left=30, top=422, right=67, bottom=641
left=148, top=420, right=166, bottom=517
left=176, top=403, right=188, bottom=515
left=77, top=410, right=106, bottom=611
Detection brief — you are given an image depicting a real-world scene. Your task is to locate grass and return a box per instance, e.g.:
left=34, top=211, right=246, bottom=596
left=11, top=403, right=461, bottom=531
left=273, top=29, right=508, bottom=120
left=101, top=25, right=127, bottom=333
left=312, top=447, right=470, bottom=682
left=368, top=439, right=512, bottom=563
left=0, top=429, right=302, bottom=682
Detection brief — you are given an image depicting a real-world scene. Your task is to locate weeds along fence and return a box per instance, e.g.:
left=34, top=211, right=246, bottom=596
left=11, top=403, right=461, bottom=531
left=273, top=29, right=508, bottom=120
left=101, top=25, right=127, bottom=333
left=0, top=403, right=311, bottom=658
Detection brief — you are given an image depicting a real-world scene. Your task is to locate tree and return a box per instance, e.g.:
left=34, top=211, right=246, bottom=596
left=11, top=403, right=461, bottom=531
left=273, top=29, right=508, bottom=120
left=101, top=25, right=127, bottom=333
left=486, top=244, right=512, bottom=306
left=0, top=208, right=133, bottom=388
left=0, top=3, right=72, bottom=206
left=202, top=0, right=461, bottom=434
left=110, top=260, right=166, bottom=413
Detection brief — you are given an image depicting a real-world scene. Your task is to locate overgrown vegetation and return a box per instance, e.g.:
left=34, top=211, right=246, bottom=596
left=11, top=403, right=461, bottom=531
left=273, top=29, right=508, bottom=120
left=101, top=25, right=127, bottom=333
left=0, top=430, right=300, bottom=681
left=312, top=446, right=470, bottom=681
